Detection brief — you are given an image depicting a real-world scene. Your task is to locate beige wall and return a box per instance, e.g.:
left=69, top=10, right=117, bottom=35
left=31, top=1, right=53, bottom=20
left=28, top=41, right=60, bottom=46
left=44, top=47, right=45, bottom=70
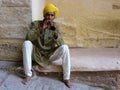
left=46, top=0, right=120, bottom=47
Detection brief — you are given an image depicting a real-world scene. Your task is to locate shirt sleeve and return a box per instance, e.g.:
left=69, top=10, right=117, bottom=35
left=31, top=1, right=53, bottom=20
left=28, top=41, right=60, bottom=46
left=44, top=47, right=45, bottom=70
left=26, top=21, right=41, bottom=41
left=54, top=24, right=65, bottom=46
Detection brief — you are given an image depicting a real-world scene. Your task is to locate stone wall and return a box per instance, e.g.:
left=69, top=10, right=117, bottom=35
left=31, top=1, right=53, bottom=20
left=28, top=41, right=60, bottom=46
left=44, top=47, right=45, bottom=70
left=0, top=0, right=120, bottom=61
left=0, top=0, right=31, bottom=61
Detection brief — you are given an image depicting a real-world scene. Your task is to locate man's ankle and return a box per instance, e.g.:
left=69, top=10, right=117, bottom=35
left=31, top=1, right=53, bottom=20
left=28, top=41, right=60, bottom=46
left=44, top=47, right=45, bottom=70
left=63, top=79, right=73, bottom=88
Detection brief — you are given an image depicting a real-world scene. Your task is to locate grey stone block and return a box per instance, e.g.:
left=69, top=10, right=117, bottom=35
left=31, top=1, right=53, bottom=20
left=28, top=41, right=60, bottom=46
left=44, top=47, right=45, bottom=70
left=89, top=87, right=104, bottom=90
left=1, top=0, right=30, bottom=7
left=0, top=0, right=1, bottom=7
left=0, top=25, right=29, bottom=39
left=0, top=39, right=23, bottom=61
left=0, top=7, right=31, bottom=25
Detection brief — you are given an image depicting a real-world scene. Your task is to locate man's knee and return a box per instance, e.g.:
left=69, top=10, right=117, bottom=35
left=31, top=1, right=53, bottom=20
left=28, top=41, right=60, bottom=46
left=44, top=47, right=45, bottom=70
left=23, top=40, right=32, bottom=48
left=61, top=45, right=69, bottom=49
left=61, top=45, right=69, bottom=52
left=23, top=40, right=32, bottom=45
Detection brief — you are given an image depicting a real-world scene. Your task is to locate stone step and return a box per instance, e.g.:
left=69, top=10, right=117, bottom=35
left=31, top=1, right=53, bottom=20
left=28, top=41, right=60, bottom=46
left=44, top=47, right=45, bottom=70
left=33, top=48, right=120, bottom=72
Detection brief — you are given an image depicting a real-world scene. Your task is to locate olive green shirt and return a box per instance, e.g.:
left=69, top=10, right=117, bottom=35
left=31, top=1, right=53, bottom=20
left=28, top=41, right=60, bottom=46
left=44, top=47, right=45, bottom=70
left=26, top=20, right=64, bottom=67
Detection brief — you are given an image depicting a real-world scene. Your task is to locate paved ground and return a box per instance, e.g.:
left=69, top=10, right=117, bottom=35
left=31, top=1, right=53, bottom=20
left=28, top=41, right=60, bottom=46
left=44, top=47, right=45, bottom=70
left=0, top=61, right=106, bottom=90
left=0, top=72, right=105, bottom=90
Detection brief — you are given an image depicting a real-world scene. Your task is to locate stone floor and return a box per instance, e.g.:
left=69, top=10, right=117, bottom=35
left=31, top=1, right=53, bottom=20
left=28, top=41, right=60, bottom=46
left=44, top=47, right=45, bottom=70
left=0, top=71, right=105, bottom=90
left=0, top=61, right=107, bottom=90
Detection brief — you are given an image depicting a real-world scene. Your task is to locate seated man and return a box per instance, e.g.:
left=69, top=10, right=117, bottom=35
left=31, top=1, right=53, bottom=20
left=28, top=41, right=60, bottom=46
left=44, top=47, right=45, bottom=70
left=22, top=3, right=72, bottom=88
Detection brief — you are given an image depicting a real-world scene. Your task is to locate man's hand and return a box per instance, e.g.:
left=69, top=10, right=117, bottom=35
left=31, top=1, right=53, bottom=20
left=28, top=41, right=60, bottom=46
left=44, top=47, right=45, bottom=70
left=40, top=20, right=56, bottom=33
left=39, top=20, right=50, bottom=33
left=42, top=20, right=55, bottom=29
left=48, top=20, right=56, bottom=31
left=43, top=20, right=49, bottom=30
left=53, top=30, right=58, bottom=39
left=50, top=26, right=56, bottom=31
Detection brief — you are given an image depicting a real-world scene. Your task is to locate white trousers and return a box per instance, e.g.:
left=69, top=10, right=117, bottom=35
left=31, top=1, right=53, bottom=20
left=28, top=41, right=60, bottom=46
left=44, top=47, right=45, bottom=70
left=23, top=40, right=71, bottom=80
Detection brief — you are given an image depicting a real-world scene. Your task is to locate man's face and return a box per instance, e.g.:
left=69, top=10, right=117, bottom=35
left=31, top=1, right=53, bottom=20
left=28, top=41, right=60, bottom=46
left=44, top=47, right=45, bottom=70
left=44, top=12, right=55, bottom=21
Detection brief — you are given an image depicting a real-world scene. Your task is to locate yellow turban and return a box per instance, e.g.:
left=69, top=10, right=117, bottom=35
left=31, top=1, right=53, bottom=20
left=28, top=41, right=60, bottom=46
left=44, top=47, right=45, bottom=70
left=43, top=4, right=59, bottom=18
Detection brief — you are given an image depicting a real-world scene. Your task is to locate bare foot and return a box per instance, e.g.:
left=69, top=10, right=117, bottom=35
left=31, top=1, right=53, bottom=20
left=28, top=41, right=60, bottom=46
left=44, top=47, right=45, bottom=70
left=21, top=76, right=31, bottom=85
left=63, top=80, right=73, bottom=88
